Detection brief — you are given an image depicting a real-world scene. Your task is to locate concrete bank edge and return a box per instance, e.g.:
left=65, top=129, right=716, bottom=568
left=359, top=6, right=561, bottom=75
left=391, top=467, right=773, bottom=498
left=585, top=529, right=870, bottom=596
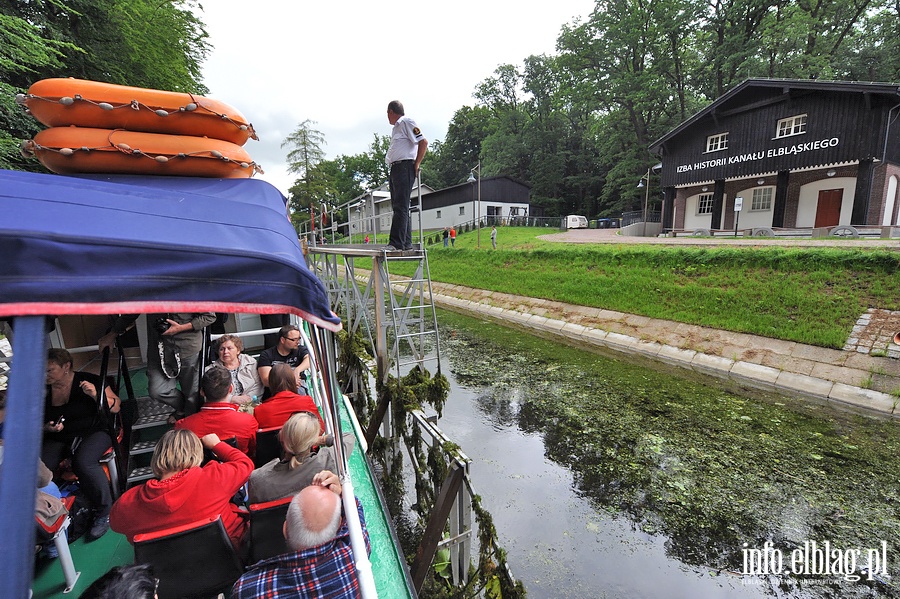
left=428, top=290, right=899, bottom=419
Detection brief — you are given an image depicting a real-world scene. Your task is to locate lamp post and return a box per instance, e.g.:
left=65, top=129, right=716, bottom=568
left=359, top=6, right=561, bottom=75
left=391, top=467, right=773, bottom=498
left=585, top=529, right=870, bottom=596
left=466, top=161, right=481, bottom=248
left=637, top=167, right=650, bottom=237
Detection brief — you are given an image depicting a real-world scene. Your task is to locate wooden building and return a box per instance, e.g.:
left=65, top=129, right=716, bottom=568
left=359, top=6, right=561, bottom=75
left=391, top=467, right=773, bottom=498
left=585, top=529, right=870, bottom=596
left=650, top=79, right=900, bottom=234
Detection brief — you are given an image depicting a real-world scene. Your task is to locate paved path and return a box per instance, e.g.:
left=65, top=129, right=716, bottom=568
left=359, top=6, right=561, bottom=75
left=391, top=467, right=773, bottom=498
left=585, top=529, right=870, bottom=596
left=427, top=281, right=900, bottom=418
left=539, top=227, right=900, bottom=248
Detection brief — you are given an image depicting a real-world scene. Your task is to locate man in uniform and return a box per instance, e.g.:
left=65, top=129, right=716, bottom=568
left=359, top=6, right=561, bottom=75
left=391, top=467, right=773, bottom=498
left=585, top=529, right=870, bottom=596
left=385, top=100, right=428, bottom=251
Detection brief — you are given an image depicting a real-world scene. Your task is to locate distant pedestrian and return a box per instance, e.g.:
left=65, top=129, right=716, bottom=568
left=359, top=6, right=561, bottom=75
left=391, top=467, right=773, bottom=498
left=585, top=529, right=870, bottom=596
left=442, top=227, right=449, bottom=247
left=449, top=226, right=456, bottom=246
left=364, top=234, right=370, bottom=244
left=491, top=226, right=497, bottom=249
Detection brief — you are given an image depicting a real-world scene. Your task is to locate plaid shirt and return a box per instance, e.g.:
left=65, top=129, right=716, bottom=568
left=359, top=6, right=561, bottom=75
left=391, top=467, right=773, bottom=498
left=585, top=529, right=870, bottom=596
left=232, top=498, right=370, bottom=599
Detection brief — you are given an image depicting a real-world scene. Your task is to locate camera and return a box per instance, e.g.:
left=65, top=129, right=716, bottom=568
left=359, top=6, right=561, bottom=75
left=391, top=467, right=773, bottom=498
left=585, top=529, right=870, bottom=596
left=154, top=317, right=172, bottom=335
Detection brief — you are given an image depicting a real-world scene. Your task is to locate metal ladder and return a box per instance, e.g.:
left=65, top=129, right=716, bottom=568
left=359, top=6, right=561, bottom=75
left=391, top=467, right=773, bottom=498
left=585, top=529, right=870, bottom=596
left=378, top=247, right=442, bottom=382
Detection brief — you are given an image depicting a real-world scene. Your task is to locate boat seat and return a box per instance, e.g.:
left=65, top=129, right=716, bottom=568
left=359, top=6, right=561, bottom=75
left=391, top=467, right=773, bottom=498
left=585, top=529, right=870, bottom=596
left=247, top=495, right=293, bottom=564
left=133, top=516, right=244, bottom=599
left=253, top=427, right=283, bottom=468
left=35, top=495, right=80, bottom=593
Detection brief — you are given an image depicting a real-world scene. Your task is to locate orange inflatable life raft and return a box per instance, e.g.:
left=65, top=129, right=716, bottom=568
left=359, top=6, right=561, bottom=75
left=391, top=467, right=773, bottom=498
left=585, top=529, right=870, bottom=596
left=23, top=127, right=261, bottom=179
left=19, top=78, right=258, bottom=146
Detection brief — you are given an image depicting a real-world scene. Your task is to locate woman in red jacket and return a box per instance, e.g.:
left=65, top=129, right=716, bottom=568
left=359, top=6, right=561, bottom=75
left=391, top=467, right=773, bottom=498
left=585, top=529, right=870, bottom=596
left=109, top=429, right=253, bottom=548
left=253, top=363, right=325, bottom=431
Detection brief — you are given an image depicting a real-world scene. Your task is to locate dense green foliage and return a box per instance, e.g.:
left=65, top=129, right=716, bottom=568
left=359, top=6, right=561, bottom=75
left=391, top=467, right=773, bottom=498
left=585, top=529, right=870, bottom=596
left=387, top=229, right=900, bottom=348
left=0, top=0, right=210, bottom=171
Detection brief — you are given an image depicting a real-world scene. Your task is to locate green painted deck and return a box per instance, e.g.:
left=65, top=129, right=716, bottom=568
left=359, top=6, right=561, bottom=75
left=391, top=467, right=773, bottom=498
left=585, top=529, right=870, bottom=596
left=31, top=368, right=413, bottom=598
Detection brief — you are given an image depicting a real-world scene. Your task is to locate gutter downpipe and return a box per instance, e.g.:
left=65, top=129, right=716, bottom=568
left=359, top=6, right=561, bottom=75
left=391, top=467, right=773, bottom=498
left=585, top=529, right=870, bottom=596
left=882, top=97, right=900, bottom=165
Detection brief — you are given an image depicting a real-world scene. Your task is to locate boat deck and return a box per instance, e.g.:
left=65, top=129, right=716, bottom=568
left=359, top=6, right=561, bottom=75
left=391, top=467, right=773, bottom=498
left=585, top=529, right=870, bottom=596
left=31, top=368, right=413, bottom=598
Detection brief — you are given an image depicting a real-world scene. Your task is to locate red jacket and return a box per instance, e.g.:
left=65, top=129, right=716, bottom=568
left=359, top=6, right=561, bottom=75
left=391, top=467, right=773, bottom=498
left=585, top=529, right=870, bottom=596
left=109, top=441, right=253, bottom=547
left=253, top=391, right=325, bottom=431
left=174, top=402, right=259, bottom=456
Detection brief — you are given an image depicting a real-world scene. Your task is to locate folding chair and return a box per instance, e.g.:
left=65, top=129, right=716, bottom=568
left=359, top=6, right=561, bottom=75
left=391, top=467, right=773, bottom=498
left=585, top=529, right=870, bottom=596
left=247, top=495, right=293, bottom=564
left=133, top=516, right=244, bottom=599
left=35, top=496, right=79, bottom=593
left=253, top=427, right=283, bottom=468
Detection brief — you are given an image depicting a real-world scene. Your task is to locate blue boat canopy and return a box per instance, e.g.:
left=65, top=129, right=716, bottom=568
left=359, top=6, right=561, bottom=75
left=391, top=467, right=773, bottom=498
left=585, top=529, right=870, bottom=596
left=0, top=169, right=340, bottom=330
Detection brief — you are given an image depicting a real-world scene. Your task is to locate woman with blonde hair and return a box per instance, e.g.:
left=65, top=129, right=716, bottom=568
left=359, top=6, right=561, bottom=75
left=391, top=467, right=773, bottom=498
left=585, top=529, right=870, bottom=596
left=248, top=411, right=354, bottom=504
left=110, top=429, right=253, bottom=547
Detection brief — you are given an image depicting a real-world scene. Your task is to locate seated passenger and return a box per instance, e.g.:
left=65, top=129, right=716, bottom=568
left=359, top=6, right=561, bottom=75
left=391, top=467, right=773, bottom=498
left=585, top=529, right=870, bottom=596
left=248, top=412, right=354, bottom=504
left=42, top=348, right=120, bottom=541
left=256, top=324, right=310, bottom=393
left=252, top=363, right=324, bottom=431
left=110, top=430, right=253, bottom=548
left=231, top=470, right=370, bottom=599
left=174, top=366, right=259, bottom=456
left=78, top=563, right=157, bottom=599
left=206, top=334, right=263, bottom=406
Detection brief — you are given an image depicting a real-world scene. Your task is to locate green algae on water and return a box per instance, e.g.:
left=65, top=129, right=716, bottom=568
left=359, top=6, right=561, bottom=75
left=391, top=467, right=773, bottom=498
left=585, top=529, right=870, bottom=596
left=438, top=309, right=900, bottom=597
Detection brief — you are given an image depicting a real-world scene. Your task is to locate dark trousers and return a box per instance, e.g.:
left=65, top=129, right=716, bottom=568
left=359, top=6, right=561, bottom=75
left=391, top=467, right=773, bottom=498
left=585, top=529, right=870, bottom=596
left=388, top=160, right=416, bottom=249
left=42, top=430, right=113, bottom=516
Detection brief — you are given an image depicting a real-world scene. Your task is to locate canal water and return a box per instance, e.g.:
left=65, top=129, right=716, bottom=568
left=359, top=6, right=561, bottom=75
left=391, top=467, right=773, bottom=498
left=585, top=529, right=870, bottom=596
left=421, top=309, right=900, bottom=599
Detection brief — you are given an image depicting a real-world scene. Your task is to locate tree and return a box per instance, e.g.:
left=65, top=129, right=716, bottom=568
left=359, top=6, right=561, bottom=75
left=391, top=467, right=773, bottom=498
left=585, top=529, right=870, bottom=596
left=282, top=119, right=328, bottom=217
left=426, top=105, right=495, bottom=189
left=0, top=8, right=78, bottom=170
left=1, top=0, right=210, bottom=171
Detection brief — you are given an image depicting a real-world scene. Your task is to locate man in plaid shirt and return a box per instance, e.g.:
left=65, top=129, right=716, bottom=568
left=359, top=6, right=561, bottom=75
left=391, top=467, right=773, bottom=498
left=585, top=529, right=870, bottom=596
left=232, top=471, right=370, bottom=598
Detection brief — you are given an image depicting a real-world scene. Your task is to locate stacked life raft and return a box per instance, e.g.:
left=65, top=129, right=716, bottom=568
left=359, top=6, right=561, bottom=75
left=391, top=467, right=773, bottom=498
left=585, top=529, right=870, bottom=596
left=18, top=78, right=261, bottom=178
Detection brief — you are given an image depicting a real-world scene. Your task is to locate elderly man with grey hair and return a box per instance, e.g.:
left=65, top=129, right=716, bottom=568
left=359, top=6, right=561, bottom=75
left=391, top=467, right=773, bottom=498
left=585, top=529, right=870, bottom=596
left=231, top=470, right=370, bottom=598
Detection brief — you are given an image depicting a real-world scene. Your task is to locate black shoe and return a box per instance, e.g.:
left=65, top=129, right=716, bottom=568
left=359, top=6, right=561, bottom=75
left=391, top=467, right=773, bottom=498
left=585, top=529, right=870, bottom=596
left=86, top=514, right=110, bottom=541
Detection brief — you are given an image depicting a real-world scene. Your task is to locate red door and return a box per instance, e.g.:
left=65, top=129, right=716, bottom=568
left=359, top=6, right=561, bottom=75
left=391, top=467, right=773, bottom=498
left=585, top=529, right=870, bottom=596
left=814, top=189, right=842, bottom=228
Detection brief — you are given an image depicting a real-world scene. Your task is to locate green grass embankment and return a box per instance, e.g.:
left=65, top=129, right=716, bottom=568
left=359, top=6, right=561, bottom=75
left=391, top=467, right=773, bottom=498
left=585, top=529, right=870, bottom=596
left=386, top=228, right=900, bottom=349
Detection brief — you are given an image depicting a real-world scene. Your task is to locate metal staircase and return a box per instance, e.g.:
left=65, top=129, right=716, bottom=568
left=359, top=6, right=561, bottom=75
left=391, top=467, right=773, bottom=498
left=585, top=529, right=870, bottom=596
left=380, top=248, right=442, bottom=381
left=307, top=244, right=441, bottom=384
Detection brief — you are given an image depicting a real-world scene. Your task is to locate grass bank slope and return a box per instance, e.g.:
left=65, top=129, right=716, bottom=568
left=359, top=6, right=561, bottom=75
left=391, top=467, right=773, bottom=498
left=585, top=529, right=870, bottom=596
left=399, top=228, right=900, bottom=349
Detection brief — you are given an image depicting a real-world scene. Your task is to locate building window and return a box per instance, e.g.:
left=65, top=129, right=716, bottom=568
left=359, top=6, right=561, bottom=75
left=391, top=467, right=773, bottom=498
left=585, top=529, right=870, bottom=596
left=459, top=206, right=465, bottom=216
left=751, top=187, right=773, bottom=211
left=776, top=114, right=807, bottom=138
left=436, top=210, right=441, bottom=219
left=697, top=193, right=714, bottom=215
left=706, top=132, right=728, bottom=153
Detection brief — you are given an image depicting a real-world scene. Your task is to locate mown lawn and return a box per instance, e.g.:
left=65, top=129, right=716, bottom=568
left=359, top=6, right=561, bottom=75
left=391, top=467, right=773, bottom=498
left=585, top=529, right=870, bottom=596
left=386, top=227, right=900, bottom=348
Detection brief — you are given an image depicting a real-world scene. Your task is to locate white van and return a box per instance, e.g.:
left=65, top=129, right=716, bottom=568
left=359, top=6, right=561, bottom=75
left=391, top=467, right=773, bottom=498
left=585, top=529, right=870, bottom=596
left=565, top=215, right=589, bottom=229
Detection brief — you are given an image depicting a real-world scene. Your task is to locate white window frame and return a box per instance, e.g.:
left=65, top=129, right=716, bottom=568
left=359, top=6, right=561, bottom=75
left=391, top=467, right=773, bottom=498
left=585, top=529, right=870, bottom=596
left=706, top=132, right=728, bottom=153
left=750, top=187, right=773, bottom=211
left=697, top=193, right=714, bottom=215
left=776, top=114, right=807, bottom=139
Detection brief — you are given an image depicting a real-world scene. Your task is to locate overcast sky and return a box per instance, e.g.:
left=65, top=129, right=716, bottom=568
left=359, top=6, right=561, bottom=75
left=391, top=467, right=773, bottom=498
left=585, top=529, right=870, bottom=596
left=196, top=1, right=595, bottom=196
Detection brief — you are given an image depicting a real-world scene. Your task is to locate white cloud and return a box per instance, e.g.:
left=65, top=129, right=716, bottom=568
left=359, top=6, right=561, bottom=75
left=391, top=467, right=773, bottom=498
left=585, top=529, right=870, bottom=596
left=197, top=0, right=594, bottom=195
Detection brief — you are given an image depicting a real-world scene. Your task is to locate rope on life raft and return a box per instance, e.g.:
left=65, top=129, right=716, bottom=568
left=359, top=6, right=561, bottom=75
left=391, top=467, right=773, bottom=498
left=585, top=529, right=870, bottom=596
left=15, top=91, right=259, bottom=141
left=19, top=131, right=264, bottom=176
